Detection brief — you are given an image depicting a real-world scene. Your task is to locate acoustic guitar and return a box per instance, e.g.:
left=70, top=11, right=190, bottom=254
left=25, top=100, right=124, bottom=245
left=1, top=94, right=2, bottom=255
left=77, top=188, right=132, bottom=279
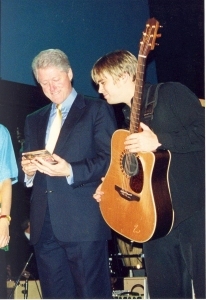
left=100, top=18, right=174, bottom=243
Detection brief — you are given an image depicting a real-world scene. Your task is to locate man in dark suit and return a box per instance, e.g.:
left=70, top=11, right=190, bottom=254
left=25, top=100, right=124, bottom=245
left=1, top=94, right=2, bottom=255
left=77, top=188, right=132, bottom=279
left=20, top=49, right=117, bottom=299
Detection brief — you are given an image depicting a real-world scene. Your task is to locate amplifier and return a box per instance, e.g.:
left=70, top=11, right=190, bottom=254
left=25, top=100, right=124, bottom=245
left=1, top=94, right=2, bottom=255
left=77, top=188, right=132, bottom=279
left=124, top=277, right=149, bottom=299
left=7, top=280, right=42, bottom=299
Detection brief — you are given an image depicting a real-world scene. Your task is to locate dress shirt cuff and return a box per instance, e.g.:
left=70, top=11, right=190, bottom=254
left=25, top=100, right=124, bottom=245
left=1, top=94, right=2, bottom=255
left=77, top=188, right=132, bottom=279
left=66, top=164, right=74, bottom=185
left=24, top=174, right=35, bottom=187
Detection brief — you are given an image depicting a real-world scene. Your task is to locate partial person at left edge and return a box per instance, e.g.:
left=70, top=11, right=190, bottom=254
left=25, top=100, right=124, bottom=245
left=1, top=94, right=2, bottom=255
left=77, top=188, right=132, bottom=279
left=20, top=49, right=117, bottom=299
left=0, top=124, right=18, bottom=299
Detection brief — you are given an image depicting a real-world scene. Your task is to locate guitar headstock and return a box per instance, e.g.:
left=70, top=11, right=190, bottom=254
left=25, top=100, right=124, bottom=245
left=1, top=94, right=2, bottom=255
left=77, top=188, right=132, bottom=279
left=139, top=18, right=161, bottom=57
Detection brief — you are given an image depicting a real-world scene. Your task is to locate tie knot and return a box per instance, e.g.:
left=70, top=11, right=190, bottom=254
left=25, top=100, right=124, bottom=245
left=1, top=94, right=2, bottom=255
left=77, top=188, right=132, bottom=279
left=56, top=104, right=62, bottom=110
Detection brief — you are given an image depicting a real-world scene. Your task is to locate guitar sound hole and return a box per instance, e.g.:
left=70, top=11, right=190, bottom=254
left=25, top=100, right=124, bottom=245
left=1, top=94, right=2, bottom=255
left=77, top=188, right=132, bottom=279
left=122, top=153, right=139, bottom=176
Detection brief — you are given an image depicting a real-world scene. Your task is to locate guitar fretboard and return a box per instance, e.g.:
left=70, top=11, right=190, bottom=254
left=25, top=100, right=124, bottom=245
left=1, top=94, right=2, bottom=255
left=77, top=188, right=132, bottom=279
left=130, top=55, right=146, bottom=134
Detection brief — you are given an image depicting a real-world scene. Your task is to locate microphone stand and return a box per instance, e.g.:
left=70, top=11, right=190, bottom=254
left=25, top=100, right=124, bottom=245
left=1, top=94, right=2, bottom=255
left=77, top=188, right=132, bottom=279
left=8, top=253, right=33, bottom=299
left=21, top=270, right=31, bottom=299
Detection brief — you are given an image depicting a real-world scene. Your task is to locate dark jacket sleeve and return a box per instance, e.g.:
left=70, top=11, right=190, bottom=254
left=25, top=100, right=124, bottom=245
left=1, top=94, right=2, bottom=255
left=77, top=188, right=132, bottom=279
left=70, top=100, right=117, bottom=187
left=151, top=82, right=205, bottom=153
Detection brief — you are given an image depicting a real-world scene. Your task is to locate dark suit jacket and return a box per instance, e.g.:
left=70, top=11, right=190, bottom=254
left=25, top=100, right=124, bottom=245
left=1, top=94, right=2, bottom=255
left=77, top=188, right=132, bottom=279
left=22, top=94, right=117, bottom=245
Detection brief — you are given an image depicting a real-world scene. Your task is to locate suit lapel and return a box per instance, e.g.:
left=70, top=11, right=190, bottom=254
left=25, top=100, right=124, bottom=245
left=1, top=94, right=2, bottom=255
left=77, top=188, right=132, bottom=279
left=54, top=94, right=86, bottom=153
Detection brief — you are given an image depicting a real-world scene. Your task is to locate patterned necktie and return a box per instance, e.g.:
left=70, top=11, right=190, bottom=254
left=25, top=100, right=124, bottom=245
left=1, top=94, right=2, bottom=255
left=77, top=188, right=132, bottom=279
left=46, top=104, right=62, bottom=154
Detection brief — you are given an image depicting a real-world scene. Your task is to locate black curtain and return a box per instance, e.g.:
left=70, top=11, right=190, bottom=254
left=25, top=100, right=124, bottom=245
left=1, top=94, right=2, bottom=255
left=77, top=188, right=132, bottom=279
left=148, top=0, right=204, bottom=98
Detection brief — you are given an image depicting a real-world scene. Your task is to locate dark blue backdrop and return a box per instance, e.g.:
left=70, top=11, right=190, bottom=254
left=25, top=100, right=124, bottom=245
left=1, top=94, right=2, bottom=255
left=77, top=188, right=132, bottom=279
left=0, top=0, right=157, bottom=97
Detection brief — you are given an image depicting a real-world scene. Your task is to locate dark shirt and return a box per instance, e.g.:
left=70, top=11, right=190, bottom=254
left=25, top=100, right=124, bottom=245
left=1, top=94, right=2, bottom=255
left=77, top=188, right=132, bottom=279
left=122, top=82, right=205, bottom=227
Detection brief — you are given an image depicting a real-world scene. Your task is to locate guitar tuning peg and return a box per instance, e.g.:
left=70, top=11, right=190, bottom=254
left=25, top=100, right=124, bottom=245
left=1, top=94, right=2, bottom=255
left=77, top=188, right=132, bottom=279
left=156, top=34, right=162, bottom=38
left=159, top=25, right=163, bottom=28
left=155, top=43, right=160, bottom=46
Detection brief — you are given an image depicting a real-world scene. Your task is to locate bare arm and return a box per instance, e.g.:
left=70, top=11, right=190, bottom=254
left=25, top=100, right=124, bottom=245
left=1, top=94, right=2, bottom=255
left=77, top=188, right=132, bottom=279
left=0, top=179, right=12, bottom=248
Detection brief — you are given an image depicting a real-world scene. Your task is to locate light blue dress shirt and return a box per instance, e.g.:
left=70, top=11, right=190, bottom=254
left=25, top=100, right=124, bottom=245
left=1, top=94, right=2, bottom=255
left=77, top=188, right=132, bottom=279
left=45, top=88, right=77, bottom=144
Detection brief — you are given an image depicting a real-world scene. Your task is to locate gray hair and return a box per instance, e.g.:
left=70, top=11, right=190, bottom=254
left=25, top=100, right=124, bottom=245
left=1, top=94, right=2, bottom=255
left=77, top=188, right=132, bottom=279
left=32, top=49, right=71, bottom=80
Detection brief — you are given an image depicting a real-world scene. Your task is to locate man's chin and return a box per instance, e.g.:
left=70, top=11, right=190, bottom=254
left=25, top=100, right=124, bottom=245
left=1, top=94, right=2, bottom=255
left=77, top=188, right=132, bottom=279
left=105, top=97, right=113, bottom=104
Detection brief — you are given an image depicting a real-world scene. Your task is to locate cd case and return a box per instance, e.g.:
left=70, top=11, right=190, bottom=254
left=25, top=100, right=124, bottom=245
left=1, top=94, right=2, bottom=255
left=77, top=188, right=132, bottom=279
left=22, top=150, right=57, bottom=164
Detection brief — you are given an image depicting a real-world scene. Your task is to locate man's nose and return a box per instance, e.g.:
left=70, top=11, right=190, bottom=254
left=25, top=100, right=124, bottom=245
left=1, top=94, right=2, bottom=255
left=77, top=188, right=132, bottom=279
left=49, top=82, right=56, bottom=92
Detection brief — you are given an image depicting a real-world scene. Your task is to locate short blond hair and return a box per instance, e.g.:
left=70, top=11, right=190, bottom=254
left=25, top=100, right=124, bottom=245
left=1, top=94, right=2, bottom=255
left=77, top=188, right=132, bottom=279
left=91, top=50, right=137, bottom=83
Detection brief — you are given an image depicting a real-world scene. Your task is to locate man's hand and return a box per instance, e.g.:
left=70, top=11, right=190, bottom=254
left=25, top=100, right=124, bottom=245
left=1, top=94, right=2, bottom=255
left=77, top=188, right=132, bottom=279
left=30, top=153, right=70, bottom=177
left=93, top=177, right=105, bottom=202
left=124, top=122, right=161, bottom=152
left=21, top=157, right=37, bottom=178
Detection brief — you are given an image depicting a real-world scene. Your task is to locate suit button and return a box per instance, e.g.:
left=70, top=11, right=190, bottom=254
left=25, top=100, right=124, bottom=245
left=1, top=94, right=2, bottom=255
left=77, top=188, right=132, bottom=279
left=45, top=190, right=53, bottom=193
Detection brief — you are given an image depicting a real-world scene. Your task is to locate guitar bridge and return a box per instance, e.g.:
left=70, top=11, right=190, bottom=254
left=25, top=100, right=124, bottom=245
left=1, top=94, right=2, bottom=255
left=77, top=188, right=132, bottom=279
left=115, top=185, right=140, bottom=201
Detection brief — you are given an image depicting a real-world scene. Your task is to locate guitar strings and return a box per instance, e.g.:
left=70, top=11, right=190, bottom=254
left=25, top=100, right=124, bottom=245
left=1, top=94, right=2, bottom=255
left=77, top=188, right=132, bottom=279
left=120, top=55, right=145, bottom=193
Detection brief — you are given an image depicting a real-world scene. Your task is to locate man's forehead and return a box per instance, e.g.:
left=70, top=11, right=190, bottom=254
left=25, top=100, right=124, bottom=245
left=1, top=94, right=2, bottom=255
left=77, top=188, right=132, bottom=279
left=96, top=72, right=110, bottom=83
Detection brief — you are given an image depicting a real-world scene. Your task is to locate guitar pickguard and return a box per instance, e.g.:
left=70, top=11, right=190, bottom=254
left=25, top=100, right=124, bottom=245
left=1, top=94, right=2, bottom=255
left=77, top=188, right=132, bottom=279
left=120, top=151, right=144, bottom=193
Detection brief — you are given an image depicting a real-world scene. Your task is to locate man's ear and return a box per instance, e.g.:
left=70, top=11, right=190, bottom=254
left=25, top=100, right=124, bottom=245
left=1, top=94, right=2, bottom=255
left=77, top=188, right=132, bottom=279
left=121, top=72, right=130, bottom=83
left=68, top=68, right=73, bottom=80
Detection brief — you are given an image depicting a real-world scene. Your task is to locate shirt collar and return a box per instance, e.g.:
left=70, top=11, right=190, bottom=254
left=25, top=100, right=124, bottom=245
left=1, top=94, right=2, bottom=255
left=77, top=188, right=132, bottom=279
left=51, top=88, right=77, bottom=112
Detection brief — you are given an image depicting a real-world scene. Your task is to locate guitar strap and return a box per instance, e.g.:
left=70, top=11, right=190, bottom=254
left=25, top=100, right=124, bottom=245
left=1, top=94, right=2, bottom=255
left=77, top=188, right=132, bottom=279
left=143, top=82, right=164, bottom=126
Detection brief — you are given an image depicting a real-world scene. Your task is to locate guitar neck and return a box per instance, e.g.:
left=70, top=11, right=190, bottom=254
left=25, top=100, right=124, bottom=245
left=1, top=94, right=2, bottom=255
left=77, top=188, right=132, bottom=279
left=129, top=17, right=161, bottom=135
left=130, top=55, right=146, bottom=134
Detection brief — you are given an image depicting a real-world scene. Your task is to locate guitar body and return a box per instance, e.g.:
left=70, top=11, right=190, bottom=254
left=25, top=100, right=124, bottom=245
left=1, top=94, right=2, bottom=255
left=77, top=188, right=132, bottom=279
left=100, top=129, right=174, bottom=243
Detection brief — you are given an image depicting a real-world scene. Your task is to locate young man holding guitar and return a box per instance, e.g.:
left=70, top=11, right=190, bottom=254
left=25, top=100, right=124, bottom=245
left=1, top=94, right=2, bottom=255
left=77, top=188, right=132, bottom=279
left=91, top=48, right=205, bottom=298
